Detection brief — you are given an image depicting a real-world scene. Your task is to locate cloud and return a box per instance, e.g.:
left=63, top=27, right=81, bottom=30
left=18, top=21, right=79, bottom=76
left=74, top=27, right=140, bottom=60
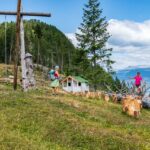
left=65, top=32, right=78, bottom=47
left=108, top=19, right=150, bottom=47
left=66, top=19, right=150, bottom=71
left=108, top=19, right=150, bottom=70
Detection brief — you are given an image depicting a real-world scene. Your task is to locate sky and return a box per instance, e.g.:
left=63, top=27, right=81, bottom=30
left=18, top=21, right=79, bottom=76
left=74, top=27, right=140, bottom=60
left=0, top=0, right=150, bottom=70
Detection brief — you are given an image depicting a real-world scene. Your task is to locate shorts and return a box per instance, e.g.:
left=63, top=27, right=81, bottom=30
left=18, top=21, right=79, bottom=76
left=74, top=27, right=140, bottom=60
left=135, top=84, right=141, bottom=88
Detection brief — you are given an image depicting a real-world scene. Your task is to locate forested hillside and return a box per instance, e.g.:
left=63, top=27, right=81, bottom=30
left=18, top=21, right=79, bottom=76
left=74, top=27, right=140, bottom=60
left=0, top=20, right=75, bottom=73
left=0, top=19, right=121, bottom=91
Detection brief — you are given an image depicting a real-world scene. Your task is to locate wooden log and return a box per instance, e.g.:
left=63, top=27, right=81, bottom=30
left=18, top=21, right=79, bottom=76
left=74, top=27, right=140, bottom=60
left=0, top=11, right=51, bottom=17
left=0, top=78, right=20, bottom=84
left=13, top=0, right=21, bottom=90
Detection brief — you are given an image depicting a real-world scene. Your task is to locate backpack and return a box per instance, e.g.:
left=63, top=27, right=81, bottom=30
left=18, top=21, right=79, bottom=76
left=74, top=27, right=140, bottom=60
left=49, top=70, right=55, bottom=81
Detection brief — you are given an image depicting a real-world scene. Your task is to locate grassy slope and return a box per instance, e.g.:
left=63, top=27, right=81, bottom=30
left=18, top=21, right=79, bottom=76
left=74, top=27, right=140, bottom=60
left=0, top=65, right=150, bottom=150
left=1, top=85, right=150, bottom=150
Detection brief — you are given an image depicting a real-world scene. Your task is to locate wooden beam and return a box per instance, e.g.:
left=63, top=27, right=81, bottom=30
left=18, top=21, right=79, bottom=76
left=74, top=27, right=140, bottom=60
left=0, top=11, right=51, bottom=17
left=13, top=0, right=21, bottom=90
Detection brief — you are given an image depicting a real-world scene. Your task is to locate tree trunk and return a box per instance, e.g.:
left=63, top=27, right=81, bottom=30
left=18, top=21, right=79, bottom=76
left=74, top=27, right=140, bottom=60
left=9, top=37, right=13, bottom=64
left=93, top=49, right=97, bottom=91
left=61, top=53, right=64, bottom=72
left=20, top=17, right=28, bottom=92
left=51, top=52, right=54, bottom=68
left=37, top=39, right=40, bottom=65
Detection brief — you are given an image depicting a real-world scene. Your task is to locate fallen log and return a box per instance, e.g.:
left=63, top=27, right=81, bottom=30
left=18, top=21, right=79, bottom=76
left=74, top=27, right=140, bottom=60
left=0, top=77, right=20, bottom=84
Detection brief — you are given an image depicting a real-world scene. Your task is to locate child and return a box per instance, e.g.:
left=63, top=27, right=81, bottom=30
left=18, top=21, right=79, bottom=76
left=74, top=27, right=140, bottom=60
left=129, top=72, right=143, bottom=95
left=133, top=72, right=142, bottom=88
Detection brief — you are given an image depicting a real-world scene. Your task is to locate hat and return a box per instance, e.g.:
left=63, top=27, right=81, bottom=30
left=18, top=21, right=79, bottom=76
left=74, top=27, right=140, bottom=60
left=55, top=65, right=59, bottom=70
left=25, top=53, right=32, bottom=59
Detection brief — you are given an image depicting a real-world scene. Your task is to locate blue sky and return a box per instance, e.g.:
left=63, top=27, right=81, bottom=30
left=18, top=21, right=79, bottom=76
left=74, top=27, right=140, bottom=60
left=1, top=0, right=150, bottom=70
left=101, top=0, right=150, bottom=22
left=0, top=0, right=150, bottom=33
left=0, top=0, right=86, bottom=33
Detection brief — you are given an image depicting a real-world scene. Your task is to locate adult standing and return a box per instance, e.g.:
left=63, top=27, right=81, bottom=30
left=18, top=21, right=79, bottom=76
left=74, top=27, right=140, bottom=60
left=50, top=66, right=60, bottom=95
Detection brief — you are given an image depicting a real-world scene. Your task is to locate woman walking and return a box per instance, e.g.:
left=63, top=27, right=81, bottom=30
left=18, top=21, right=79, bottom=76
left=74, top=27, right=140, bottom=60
left=49, top=66, right=60, bottom=95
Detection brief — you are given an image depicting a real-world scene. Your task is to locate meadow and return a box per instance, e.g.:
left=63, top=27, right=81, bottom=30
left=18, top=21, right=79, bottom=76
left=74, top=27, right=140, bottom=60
left=0, top=81, right=150, bottom=150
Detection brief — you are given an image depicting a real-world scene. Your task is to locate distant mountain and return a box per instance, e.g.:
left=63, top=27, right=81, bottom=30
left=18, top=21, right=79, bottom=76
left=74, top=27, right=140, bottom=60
left=116, top=67, right=150, bottom=85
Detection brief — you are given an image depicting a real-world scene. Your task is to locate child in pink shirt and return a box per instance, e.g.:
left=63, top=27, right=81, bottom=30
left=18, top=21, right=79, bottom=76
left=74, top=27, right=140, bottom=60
left=133, top=72, right=142, bottom=88
left=129, top=72, right=143, bottom=95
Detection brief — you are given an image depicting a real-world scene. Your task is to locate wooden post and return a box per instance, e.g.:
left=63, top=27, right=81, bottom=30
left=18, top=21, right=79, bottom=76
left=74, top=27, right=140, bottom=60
left=72, top=78, right=74, bottom=93
left=13, top=0, right=21, bottom=90
left=0, top=0, right=51, bottom=91
left=67, top=78, right=68, bottom=92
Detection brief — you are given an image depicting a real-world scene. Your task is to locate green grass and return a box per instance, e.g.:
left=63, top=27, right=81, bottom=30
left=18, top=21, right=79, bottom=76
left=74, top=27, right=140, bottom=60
left=0, top=83, right=150, bottom=150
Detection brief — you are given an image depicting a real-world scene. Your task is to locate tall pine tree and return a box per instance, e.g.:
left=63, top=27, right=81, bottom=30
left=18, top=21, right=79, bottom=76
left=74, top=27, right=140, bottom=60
left=76, top=0, right=114, bottom=90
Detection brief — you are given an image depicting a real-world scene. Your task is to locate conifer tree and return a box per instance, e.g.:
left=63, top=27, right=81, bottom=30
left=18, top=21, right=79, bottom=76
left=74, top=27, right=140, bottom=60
left=76, top=0, right=114, bottom=90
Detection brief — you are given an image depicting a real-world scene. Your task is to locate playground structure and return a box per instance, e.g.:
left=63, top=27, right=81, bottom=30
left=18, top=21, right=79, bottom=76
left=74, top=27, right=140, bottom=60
left=61, top=76, right=89, bottom=93
left=0, top=0, right=51, bottom=91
